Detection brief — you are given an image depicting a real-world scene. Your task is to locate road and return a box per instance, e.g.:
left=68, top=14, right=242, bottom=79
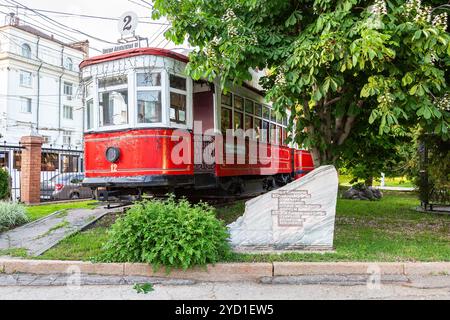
left=0, top=274, right=450, bottom=300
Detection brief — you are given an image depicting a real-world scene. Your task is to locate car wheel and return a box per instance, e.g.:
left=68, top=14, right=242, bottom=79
left=70, top=193, right=80, bottom=200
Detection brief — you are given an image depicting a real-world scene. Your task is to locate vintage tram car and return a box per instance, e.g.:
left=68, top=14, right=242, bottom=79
left=80, top=48, right=314, bottom=200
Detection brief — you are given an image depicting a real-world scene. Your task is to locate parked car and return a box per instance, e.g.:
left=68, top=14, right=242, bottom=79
left=41, top=173, right=93, bottom=201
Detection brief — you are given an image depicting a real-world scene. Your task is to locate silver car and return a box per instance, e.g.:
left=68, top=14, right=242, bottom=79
left=41, top=173, right=93, bottom=201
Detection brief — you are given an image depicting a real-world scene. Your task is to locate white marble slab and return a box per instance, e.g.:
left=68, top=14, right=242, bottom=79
left=228, top=165, right=338, bottom=251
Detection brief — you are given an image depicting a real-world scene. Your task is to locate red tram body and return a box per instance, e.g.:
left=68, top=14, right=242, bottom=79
left=80, top=48, right=314, bottom=200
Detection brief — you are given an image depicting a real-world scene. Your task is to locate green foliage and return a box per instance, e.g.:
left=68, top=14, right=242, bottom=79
left=0, top=169, right=10, bottom=200
left=0, top=201, right=29, bottom=232
left=98, top=197, right=231, bottom=271
left=133, top=283, right=154, bottom=294
left=153, top=0, right=450, bottom=166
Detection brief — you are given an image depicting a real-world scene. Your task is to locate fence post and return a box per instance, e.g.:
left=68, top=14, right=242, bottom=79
left=20, top=136, right=43, bottom=204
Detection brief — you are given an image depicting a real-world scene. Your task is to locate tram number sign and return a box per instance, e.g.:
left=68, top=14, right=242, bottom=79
left=118, top=11, right=138, bottom=36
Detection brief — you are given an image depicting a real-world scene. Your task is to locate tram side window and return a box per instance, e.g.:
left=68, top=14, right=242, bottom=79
left=262, top=121, right=270, bottom=143
left=221, top=108, right=232, bottom=136
left=270, top=123, right=277, bottom=145
left=170, top=75, right=188, bottom=125
left=98, top=76, right=128, bottom=127
left=254, top=118, right=262, bottom=141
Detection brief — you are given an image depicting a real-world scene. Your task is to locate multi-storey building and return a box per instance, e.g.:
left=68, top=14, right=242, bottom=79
left=0, top=17, right=88, bottom=148
left=0, top=17, right=89, bottom=197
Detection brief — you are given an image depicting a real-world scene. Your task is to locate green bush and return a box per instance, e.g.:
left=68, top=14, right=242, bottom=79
left=0, top=202, right=29, bottom=232
left=0, top=169, right=10, bottom=200
left=98, top=197, right=231, bottom=271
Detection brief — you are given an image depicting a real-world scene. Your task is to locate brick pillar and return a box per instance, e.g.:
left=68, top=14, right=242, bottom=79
left=20, top=136, right=43, bottom=204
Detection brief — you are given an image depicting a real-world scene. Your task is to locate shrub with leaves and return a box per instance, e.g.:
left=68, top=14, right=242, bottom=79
left=0, top=202, right=29, bottom=232
left=98, top=197, right=231, bottom=271
left=0, top=169, right=10, bottom=200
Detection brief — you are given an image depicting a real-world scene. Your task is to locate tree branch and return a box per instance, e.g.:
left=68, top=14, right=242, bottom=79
left=324, top=96, right=342, bottom=107
left=337, top=116, right=356, bottom=146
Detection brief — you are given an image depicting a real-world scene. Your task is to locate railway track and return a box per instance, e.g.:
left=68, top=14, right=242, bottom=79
left=100, top=192, right=264, bottom=210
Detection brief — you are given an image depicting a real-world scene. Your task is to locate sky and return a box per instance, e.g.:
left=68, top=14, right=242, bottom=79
left=0, top=0, right=183, bottom=56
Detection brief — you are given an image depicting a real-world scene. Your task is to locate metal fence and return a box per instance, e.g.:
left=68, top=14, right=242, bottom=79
left=1, top=142, right=88, bottom=202
left=0, top=142, right=24, bottom=201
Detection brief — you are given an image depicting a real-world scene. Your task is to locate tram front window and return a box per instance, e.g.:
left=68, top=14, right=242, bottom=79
left=99, top=89, right=129, bottom=127
left=137, top=91, right=162, bottom=123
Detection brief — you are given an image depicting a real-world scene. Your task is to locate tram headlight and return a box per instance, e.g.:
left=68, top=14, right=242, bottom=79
left=105, top=147, right=121, bottom=163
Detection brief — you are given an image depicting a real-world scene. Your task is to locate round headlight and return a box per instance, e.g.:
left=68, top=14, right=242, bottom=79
left=105, top=147, right=120, bottom=163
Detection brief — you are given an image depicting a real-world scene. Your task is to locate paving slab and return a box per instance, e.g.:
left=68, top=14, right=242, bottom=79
left=0, top=206, right=121, bottom=257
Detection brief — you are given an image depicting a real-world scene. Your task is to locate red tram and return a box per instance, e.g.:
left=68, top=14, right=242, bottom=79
left=80, top=48, right=314, bottom=200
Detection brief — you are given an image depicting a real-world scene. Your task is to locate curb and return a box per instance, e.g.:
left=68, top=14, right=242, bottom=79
left=1, top=259, right=449, bottom=282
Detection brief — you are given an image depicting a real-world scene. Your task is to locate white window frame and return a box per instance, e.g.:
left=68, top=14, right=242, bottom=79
left=20, top=97, right=32, bottom=113
left=63, top=131, right=72, bottom=146
left=21, top=43, right=31, bottom=59
left=168, top=72, right=192, bottom=130
left=97, top=72, right=131, bottom=131
left=19, top=70, right=32, bottom=88
left=134, top=68, right=166, bottom=128
left=63, top=105, right=74, bottom=120
left=65, top=57, right=74, bottom=71
left=63, top=82, right=73, bottom=96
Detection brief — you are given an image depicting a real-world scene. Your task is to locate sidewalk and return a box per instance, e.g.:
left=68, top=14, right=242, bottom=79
left=0, top=207, right=119, bottom=257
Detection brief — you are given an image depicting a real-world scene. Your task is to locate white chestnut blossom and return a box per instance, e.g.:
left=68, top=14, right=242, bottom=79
left=371, top=0, right=388, bottom=16
left=432, top=12, right=448, bottom=30
left=275, top=72, right=287, bottom=86
left=436, top=94, right=450, bottom=112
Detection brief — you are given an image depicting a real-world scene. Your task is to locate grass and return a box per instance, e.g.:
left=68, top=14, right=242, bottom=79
left=0, top=248, right=28, bottom=258
left=26, top=200, right=98, bottom=221
left=339, top=175, right=414, bottom=188
left=38, top=227, right=109, bottom=261
left=35, top=191, right=450, bottom=263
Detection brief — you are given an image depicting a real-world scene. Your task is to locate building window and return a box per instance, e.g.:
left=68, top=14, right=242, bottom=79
left=169, top=75, right=187, bottom=125
left=63, top=131, right=72, bottom=146
left=63, top=82, right=73, bottom=96
left=19, top=70, right=32, bottom=87
left=42, top=136, right=51, bottom=144
left=98, top=75, right=128, bottom=127
left=86, top=99, right=94, bottom=130
left=63, top=105, right=73, bottom=120
left=21, top=43, right=31, bottom=59
left=136, top=72, right=162, bottom=124
left=65, top=57, right=73, bottom=71
left=20, top=97, right=32, bottom=113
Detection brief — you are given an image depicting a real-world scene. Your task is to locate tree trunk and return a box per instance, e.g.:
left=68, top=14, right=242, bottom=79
left=365, top=177, right=374, bottom=187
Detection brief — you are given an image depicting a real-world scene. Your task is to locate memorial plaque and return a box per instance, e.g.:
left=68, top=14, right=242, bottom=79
left=228, top=166, right=338, bottom=252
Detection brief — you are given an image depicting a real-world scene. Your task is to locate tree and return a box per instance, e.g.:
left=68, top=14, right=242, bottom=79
left=153, top=0, right=450, bottom=166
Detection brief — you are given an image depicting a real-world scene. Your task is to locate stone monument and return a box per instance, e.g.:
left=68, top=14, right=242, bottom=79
left=228, top=165, right=338, bottom=252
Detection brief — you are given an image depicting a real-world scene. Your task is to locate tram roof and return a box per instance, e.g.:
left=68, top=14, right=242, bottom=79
left=79, top=47, right=189, bottom=69
left=80, top=47, right=264, bottom=96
